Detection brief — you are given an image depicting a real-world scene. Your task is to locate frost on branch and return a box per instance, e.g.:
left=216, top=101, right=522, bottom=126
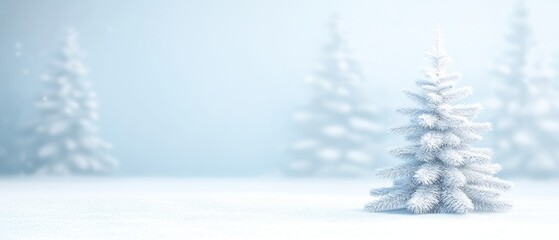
left=365, top=28, right=512, bottom=214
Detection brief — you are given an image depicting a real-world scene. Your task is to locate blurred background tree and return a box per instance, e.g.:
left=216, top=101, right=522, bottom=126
left=489, top=1, right=559, bottom=178
left=284, top=15, right=389, bottom=177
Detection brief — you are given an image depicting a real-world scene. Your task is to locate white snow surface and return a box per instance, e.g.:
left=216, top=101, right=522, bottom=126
left=1, top=178, right=558, bottom=240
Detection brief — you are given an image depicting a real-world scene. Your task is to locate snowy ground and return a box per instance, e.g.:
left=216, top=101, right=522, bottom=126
left=1, top=178, right=558, bottom=240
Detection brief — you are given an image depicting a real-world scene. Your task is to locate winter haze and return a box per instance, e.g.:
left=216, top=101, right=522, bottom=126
left=1, top=0, right=559, bottom=177
left=2, top=1, right=559, bottom=239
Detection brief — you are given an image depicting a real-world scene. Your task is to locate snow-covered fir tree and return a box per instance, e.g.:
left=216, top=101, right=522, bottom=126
left=489, top=1, right=559, bottom=178
left=20, top=30, right=117, bottom=175
left=365, top=29, right=512, bottom=214
left=285, top=16, right=387, bottom=177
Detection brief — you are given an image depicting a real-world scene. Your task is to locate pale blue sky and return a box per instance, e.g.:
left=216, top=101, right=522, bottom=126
left=1, top=0, right=558, bottom=176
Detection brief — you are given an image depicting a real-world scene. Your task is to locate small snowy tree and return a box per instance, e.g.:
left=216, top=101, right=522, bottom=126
left=490, top=2, right=559, bottom=178
left=365, top=29, right=512, bottom=214
left=20, top=30, right=117, bottom=175
left=285, top=16, right=387, bottom=177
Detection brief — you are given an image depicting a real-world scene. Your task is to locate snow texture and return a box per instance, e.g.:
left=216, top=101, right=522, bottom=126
left=0, top=178, right=557, bottom=240
left=285, top=15, right=387, bottom=177
left=489, top=2, right=559, bottom=178
left=18, top=30, right=117, bottom=175
left=366, top=28, right=512, bottom=214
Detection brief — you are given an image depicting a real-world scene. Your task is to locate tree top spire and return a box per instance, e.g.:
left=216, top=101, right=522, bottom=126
left=428, top=26, right=451, bottom=77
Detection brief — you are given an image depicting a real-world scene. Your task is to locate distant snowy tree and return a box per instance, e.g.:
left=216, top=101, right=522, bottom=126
left=285, top=16, right=387, bottom=177
left=365, top=29, right=512, bottom=214
left=489, top=2, right=559, bottom=178
left=20, top=30, right=117, bottom=175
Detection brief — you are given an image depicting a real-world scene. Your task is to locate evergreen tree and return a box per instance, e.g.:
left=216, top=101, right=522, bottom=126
left=490, top=2, right=559, bottom=178
left=285, top=16, right=387, bottom=177
left=365, top=29, right=512, bottom=214
left=20, top=30, right=117, bottom=175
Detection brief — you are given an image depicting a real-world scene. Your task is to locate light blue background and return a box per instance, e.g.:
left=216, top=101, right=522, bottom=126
left=1, top=0, right=558, bottom=176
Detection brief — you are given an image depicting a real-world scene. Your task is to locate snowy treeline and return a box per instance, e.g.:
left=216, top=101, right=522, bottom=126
left=365, top=29, right=512, bottom=214
left=285, top=2, right=559, bottom=180
left=13, top=30, right=117, bottom=175
left=1, top=1, right=558, bottom=180
left=489, top=2, right=559, bottom=178
left=285, top=16, right=388, bottom=177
